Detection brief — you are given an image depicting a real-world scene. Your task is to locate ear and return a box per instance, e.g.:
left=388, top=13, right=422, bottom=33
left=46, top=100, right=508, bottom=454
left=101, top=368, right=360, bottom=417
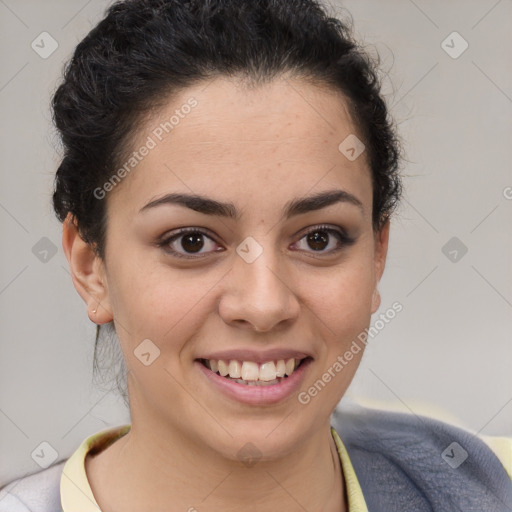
left=61, top=213, right=113, bottom=325
left=370, top=218, right=390, bottom=314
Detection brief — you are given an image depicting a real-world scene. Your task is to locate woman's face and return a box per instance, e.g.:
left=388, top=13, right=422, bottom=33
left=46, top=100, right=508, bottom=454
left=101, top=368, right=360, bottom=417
left=77, top=76, right=388, bottom=460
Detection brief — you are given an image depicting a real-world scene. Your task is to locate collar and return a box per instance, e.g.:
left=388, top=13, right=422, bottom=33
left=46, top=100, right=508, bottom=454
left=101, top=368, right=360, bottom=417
left=60, top=424, right=368, bottom=511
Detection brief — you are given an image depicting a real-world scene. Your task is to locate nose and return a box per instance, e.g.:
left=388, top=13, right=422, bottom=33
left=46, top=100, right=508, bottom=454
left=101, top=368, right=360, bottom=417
left=218, top=243, right=300, bottom=333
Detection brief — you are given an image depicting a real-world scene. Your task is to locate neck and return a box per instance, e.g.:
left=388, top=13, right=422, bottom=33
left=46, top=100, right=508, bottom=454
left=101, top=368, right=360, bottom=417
left=89, top=409, right=346, bottom=512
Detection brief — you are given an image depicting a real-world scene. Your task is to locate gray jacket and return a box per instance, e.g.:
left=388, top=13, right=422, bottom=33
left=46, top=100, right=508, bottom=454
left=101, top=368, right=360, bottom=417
left=1, top=406, right=511, bottom=511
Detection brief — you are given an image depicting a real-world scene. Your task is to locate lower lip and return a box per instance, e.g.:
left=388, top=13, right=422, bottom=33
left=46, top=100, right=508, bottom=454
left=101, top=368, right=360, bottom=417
left=195, top=359, right=312, bottom=406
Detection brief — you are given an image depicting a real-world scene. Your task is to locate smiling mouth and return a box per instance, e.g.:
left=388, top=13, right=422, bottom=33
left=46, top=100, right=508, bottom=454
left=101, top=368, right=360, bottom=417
left=198, top=357, right=310, bottom=386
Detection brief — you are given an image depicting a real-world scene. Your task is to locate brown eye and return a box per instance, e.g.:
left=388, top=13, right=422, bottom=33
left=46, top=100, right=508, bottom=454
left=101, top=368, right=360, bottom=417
left=306, top=230, right=330, bottom=251
left=293, top=225, right=355, bottom=255
left=180, top=232, right=205, bottom=253
left=158, top=228, right=221, bottom=259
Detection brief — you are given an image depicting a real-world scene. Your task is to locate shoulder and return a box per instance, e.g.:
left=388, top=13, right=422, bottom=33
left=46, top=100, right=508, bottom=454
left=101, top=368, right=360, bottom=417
left=0, top=423, right=130, bottom=512
left=0, top=460, right=66, bottom=512
left=331, top=404, right=512, bottom=511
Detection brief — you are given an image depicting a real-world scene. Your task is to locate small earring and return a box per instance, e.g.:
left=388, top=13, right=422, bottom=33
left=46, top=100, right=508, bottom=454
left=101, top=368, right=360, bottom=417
left=92, top=308, right=97, bottom=314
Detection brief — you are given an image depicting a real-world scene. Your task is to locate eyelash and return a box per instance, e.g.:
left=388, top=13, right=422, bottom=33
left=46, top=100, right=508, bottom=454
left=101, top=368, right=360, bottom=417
left=157, top=224, right=355, bottom=260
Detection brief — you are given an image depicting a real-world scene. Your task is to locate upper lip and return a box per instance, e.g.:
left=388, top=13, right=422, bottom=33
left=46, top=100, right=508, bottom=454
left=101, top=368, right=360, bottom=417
left=197, top=349, right=312, bottom=364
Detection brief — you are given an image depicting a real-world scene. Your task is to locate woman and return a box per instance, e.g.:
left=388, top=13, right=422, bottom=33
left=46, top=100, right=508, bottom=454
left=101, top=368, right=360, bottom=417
left=0, top=0, right=510, bottom=510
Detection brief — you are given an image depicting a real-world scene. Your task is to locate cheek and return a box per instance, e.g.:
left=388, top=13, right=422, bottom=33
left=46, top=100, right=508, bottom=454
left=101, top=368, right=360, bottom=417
left=107, top=260, right=217, bottom=347
left=295, top=261, right=375, bottom=414
left=304, top=253, right=376, bottom=327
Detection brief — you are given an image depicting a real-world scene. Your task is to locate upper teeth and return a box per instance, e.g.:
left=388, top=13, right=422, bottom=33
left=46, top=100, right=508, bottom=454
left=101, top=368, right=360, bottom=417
left=206, top=358, right=301, bottom=381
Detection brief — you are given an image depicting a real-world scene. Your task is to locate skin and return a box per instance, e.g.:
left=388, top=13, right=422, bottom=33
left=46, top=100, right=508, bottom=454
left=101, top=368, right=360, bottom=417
left=63, top=75, right=389, bottom=511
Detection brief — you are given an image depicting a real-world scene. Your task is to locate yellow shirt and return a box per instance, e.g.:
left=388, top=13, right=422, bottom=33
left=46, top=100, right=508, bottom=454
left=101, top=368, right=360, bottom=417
left=60, top=423, right=511, bottom=511
left=59, top=424, right=369, bottom=511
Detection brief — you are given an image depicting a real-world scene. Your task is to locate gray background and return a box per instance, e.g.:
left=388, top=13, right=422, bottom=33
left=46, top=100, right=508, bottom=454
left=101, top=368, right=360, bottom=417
left=1, top=0, right=511, bottom=486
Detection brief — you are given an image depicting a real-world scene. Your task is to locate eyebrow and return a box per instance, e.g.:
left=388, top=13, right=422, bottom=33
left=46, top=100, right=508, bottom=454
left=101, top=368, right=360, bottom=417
left=139, top=189, right=364, bottom=220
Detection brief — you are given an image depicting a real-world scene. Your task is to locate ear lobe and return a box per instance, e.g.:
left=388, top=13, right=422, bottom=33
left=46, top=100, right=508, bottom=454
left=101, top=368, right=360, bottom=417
left=370, top=219, right=390, bottom=315
left=371, top=288, right=381, bottom=314
left=62, top=213, right=113, bottom=324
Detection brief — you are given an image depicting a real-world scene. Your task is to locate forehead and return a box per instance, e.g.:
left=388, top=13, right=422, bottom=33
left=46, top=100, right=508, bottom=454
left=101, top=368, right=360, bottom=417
left=107, top=76, right=372, bottom=219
